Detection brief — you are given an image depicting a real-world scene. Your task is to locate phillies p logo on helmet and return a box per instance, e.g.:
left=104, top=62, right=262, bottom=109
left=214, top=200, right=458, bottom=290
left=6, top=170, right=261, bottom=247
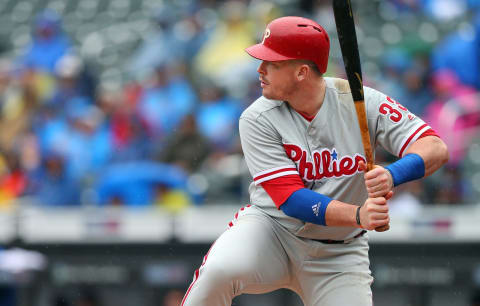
left=261, top=28, right=271, bottom=44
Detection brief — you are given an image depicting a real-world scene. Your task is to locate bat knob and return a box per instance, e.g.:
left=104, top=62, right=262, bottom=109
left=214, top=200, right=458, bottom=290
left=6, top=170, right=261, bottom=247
left=375, top=224, right=390, bottom=232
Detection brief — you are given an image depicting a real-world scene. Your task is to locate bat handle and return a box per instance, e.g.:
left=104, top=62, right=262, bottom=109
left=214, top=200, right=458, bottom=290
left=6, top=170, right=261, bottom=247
left=367, top=161, right=374, bottom=172
left=366, top=164, right=391, bottom=232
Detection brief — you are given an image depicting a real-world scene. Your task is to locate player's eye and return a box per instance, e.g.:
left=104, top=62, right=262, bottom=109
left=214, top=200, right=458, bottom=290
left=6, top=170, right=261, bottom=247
left=270, top=62, right=280, bottom=68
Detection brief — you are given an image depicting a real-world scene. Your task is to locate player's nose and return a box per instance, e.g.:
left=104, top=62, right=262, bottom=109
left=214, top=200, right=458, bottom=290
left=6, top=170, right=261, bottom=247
left=257, top=61, right=267, bottom=75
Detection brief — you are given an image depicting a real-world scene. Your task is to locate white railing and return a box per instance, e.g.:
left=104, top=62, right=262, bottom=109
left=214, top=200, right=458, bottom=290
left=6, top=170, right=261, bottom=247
left=1, top=202, right=480, bottom=244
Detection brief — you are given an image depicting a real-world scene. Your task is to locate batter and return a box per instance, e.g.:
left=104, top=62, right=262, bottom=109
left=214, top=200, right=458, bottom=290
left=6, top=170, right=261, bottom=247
left=182, top=16, right=448, bottom=306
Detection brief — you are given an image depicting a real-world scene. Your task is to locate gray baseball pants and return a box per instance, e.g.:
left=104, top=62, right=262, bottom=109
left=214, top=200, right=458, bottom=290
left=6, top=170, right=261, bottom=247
left=182, top=205, right=373, bottom=306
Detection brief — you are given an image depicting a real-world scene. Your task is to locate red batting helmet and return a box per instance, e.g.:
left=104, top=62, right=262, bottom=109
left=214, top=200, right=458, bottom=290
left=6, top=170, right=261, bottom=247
left=245, top=16, right=330, bottom=74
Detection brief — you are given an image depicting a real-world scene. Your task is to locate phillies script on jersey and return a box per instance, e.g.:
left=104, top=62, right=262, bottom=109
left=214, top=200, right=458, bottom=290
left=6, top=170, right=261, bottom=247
left=283, top=144, right=366, bottom=181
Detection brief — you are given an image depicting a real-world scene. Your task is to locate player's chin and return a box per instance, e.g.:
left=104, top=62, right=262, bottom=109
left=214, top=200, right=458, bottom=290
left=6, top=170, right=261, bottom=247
left=262, top=89, right=277, bottom=100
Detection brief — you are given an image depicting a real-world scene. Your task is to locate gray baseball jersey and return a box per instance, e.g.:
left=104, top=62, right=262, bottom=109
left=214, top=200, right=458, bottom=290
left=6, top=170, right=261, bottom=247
left=238, top=77, right=430, bottom=241
left=182, top=77, right=432, bottom=306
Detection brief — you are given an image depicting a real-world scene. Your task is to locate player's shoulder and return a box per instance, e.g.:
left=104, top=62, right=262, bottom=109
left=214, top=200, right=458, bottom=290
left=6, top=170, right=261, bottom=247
left=240, top=96, right=285, bottom=122
left=324, top=77, right=352, bottom=95
left=324, top=77, right=386, bottom=102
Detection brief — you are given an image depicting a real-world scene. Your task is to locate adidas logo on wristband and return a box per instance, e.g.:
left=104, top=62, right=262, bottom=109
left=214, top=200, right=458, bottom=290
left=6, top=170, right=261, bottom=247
left=312, top=203, right=320, bottom=217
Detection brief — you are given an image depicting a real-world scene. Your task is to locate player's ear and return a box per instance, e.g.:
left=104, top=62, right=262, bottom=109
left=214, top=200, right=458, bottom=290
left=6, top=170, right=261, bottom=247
left=296, top=64, right=309, bottom=81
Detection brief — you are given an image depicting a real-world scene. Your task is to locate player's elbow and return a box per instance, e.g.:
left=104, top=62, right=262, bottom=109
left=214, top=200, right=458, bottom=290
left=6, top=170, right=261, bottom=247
left=437, top=138, right=449, bottom=166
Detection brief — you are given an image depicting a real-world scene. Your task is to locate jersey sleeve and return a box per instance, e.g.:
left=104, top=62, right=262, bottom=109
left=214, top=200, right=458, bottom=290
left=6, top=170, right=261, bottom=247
left=261, top=175, right=305, bottom=208
left=365, top=87, right=439, bottom=158
left=239, top=116, right=301, bottom=185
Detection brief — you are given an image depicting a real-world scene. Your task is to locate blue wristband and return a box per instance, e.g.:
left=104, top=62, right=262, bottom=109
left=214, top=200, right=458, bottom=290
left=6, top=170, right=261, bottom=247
left=280, top=188, right=332, bottom=226
left=385, top=153, right=425, bottom=187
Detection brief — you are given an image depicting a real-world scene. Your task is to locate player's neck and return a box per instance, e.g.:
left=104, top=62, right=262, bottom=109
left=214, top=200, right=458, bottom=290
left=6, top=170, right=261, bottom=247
left=288, top=77, right=326, bottom=118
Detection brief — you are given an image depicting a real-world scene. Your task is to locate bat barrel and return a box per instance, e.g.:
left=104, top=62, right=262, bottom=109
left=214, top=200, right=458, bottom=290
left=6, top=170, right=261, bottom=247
left=333, top=0, right=364, bottom=103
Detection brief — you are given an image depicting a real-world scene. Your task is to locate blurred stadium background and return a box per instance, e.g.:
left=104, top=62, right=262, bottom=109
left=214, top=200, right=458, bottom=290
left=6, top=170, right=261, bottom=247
left=0, top=0, right=479, bottom=305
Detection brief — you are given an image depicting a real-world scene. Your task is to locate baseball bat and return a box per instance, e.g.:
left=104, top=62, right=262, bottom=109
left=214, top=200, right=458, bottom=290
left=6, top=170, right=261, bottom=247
left=332, top=0, right=390, bottom=232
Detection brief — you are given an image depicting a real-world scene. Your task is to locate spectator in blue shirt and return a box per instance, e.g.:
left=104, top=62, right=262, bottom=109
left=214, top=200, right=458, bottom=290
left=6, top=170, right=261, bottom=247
left=28, top=152, right=81, bottom=206
left=18, top=9, right=71, bottom=74
left=431, top=13, right=480, bottom=88
left=195, top=82, right=241, bottom=152
left=136, top=63, right=196, bottom=142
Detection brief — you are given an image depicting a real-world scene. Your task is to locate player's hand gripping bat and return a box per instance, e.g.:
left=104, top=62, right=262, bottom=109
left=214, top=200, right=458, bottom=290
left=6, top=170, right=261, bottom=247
left=333, top=0, right=390, bottom=232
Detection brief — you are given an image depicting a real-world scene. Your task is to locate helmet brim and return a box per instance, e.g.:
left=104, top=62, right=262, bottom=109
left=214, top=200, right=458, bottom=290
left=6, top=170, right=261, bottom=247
left=245, top=43, right=294, bottom=62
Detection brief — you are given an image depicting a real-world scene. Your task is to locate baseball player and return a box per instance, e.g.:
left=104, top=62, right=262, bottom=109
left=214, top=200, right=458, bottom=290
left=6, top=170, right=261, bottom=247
left=182, top=16, right=448, bottom=306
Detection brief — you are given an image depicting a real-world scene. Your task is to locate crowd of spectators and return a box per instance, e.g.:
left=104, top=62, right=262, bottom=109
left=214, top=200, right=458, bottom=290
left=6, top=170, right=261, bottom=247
left=0, top=0, right=478, bottom=211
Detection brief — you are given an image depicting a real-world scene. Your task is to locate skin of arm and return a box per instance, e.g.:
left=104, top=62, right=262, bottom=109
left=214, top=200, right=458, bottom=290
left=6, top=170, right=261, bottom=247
left=325, top=196, right=391, bottom=230
left=360, top=136, right=449, bottom=198
left=330, top=136, right=448, bottom=230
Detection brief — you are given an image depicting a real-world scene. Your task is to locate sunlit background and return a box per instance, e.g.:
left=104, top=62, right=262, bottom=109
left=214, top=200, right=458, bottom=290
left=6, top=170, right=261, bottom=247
left=0, top=0, right=479, bottom=305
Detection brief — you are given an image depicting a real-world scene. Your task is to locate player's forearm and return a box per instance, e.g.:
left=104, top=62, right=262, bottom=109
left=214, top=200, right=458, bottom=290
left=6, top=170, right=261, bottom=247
left=404, top=136, right=449, bottom=177
left=280, top=189, right=388, bottom=230
left=281, top=196, right=361, bottom=228
left=324, top=200, right=360, bottom=228
left=382, top=136, right=448, bottom=188
left=326, top=198, right=390, bottom=230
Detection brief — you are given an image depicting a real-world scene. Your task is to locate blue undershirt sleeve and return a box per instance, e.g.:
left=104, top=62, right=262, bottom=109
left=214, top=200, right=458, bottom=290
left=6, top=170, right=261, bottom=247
left=385, top=153, right=425, bottom=187
left=280, top=188, right=332, bottom=226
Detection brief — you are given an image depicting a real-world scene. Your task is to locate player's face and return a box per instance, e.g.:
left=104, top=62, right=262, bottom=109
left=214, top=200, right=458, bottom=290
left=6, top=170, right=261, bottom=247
left=257, top=60, right=297, bottom=100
